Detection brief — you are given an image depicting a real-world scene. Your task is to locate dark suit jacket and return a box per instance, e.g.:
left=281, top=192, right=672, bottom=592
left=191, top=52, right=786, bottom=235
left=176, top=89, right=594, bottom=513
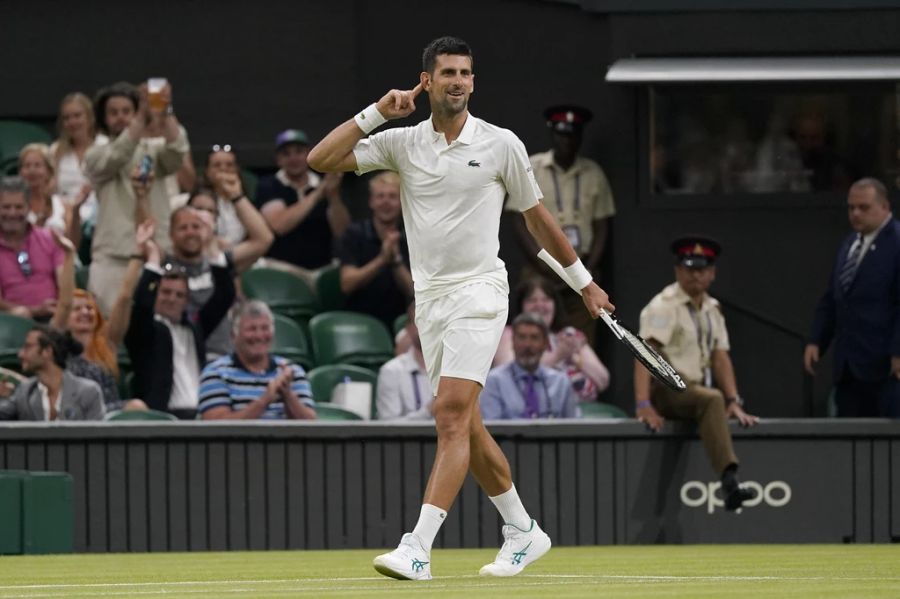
left=0, top=370, right=105, bottom=420
left=125, top=262, right=235, bottom=412
left=810, top=218, right=900, bottom=382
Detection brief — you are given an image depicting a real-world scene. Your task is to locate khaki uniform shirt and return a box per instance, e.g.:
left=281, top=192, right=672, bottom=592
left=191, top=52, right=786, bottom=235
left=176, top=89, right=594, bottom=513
left=638, top=282, right=730, bottom=385
left=523, top=150, right=615, bottom=256
left=86, top=127, right=189, bottom=259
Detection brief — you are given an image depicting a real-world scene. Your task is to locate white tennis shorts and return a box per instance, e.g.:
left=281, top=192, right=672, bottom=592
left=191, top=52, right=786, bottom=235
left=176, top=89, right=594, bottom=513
left=416, top=282, right=509, bottom=393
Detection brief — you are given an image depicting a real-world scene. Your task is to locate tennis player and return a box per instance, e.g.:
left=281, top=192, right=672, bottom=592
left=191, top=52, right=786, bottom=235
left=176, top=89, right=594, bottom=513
left=308, top=36, right=614, bottom=581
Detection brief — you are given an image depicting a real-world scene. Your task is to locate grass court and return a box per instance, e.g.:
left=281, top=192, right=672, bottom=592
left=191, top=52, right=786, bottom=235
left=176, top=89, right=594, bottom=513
left=0, top=545, right=898, bottom=598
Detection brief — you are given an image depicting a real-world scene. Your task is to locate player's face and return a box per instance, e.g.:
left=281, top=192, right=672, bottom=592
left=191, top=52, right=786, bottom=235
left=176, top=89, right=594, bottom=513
left=235, top=315, right=274, bottom=360
left=512, top=323, right=548, bottom=371
left=847, top=186, right=890, bottom=234
left=675, top=264, right=716, bottom=297
left=368, top=182, right=401, bottom=223
left=424, top=54, right=474, bottom=117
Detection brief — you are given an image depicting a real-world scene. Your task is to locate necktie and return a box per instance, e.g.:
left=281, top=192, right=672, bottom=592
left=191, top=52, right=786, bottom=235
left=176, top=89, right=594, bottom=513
left=523, top=373, right=540, bottom=418
left=838, top=234, right=863, bottom=292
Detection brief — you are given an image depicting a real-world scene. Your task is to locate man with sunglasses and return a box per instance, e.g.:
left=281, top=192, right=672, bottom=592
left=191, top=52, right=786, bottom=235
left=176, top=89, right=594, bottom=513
left=0, top=176, right=67, bottom=321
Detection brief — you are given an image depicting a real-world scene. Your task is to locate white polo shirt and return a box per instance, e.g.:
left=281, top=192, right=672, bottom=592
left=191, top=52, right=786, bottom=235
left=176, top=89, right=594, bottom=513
left=354, top=114, right=542, bottom=302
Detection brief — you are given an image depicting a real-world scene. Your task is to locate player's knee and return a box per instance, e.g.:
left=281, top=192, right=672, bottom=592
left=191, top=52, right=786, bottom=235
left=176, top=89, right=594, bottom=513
left=433, top=397, right=471, bottom=438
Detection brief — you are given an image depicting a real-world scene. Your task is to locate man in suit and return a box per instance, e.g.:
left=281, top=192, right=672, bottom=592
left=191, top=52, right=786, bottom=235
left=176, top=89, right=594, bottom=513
left=124, top=222, right=235, bottom=419
left=805, top=177, right=900, bottom=417
left=0, top=325, right=105, bottom=421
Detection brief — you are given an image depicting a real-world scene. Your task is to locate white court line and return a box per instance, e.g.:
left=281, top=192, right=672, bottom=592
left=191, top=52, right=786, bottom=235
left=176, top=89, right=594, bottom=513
left=2, top=572, right=900, bottom=593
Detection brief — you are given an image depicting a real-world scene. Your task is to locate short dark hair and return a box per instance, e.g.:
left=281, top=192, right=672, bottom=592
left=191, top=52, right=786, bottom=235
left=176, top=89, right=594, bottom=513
left=422, top=36, right=473, bottom=74
left=30, top=325, right=80, bottom=369
left=512, top=312, right=550, bottom=340
left=850, top=177, right=889, bottom=205
left=93, top=82, right=139, bottom=135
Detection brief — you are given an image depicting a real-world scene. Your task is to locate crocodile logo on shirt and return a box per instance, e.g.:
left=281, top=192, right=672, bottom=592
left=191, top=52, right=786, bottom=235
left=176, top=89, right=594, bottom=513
left=467, top=160, right=481, bottom=167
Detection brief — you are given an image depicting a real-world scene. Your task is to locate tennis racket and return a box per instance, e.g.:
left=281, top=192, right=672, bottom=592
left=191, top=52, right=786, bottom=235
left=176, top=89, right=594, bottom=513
left=537, top=250, right=687, bottom=392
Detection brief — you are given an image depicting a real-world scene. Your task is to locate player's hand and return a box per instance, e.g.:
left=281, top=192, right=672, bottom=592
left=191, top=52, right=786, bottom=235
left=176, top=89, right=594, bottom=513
left=728, top=403, right=759, bottom=427
left=637, top=405, right=663, bottom=432
left=581, top=282, right=614, bottom=318
left=803, top=344, right=819, bottom=376
left=376, top=83, right=423, bottom=120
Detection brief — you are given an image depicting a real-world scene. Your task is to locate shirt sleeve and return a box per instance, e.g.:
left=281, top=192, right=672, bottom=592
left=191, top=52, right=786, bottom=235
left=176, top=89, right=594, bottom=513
left=353, top=129, right=401, bottom=175
left=711, top=306, right=731, bottom=352
left=479, top=373, right=505, bottom=420
left=591, top=167, right=616, bottom=220
left=639, top=303, right=676, bottom=347
left=290, top=363, right=314, bottom=407
left=500, top=133, right=542, bottom=213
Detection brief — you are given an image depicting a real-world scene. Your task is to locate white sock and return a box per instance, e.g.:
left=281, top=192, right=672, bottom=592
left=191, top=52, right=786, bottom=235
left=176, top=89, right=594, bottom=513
left=410, top=504, right=447, bottom=550
left=490, top=484, right=532, bottom=530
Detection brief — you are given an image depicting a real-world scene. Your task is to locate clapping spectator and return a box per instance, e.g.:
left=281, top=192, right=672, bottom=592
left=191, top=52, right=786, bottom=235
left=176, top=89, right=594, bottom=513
left=337, top=171, right=413, bottom=331
left=50, top=92, right=103, bottom=229
left=257, top=129, right=350, bottom=275
left=85, top=80, right=190, bottom=316
left=198, top=301, right=316, bottom=420
left=201, top=144, right=249, bottom=246
left=494, top=277, right=609, bottom=402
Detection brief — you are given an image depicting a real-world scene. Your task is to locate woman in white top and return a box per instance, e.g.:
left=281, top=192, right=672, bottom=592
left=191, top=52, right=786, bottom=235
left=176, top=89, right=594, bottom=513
left=202, top=144, right=247, bottom=247
left=493, top=276, right=610, bottom=401
left=49, top=92, right=104, bottom=226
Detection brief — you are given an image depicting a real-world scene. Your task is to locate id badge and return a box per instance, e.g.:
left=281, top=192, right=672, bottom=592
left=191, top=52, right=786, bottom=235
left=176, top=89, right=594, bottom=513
left=562, top=225, right=582, bottom=254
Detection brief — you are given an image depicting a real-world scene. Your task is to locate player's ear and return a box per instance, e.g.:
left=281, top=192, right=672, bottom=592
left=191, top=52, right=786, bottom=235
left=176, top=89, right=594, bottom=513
left=420, top=71, right=431, bottom=91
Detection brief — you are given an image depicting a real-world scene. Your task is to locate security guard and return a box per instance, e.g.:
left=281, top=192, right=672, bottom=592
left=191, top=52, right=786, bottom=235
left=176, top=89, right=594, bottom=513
left=511, top=105, right=616, bottom=344
left=635, top=236, right=759, bottom=511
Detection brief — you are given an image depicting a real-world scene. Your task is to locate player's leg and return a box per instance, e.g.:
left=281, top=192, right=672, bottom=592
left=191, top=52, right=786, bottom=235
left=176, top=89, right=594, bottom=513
left=468, top=401, right=552, bottom=576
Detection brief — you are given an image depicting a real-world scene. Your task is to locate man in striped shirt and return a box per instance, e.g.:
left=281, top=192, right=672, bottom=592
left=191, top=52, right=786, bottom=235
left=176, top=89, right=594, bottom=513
left=197, top=300, right=316, bottom=420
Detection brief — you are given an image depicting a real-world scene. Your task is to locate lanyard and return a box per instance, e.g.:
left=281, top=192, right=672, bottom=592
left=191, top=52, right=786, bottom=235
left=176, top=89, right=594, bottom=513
left=687, top=303, right=714, bottom=387
left=549, top=168, right=581, bottom=214
left=410, top=372, right=422, bottom=410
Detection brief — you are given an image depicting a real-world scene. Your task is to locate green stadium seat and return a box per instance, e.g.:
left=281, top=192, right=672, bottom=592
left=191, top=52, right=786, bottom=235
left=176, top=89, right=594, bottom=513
left=579, top=401, right=629, bottom=419
left=0, top=120, right=52, bottom=174
left=314, top=264, right=345, bottom=312
left=0, top=313, right=35, bottom=371
left=240, top=168, right=258, bottom=202
left=104, top=408, right=178, bottom=421
left=309, top=311, right=394, bottom=370
left=393, top=313, right=408, bottom=336
left=313, top=403, right=363, bottom=420
left=242, top=268, right=320, bottom=328
left=272, top=313, right=314, bottom=371
left=307, top=364, right=378, bottom=417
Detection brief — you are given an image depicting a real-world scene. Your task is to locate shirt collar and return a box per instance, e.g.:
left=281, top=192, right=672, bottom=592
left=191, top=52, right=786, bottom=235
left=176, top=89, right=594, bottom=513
left=863, top=212, right=894, bottom=244
left=510, top=361, right=542, bottom=381
left=667, top=281, right=712, bottom=310
left=427, top=113, right=476, bottom=146
left=399, top=349, right=423, bottom=374
left=275, top=169, right=321, bottom=192
left=231, top=352, right=277, bottom=373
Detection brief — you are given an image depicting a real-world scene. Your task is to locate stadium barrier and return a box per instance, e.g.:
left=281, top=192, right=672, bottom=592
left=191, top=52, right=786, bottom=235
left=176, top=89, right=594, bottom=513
left=0, top=419, right=897, bottom=552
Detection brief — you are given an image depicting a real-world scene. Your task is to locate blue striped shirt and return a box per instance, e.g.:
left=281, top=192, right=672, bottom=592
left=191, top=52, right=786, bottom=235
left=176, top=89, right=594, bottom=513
left=197, top=354, right=313, bottom=419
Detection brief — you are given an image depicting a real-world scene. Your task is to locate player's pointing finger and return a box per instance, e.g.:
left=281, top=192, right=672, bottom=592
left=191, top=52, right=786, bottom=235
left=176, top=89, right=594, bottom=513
left=411, top=82, right=423, bottom=97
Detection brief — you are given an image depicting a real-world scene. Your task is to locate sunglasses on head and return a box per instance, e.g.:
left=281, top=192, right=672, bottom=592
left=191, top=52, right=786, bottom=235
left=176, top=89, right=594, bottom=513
left=17, top=250, right=31, bottom=277
left=210, top=144, right=233, bottom=153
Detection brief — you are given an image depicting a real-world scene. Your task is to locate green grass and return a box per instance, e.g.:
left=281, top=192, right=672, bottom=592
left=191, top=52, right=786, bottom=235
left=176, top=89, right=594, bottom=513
left=0, top=545, right=898, bottom=598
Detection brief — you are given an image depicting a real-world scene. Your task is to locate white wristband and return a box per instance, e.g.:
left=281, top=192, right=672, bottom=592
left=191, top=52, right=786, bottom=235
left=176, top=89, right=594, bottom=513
left=354, top=103, right=387, bottom=135
left=563, top=259, right=593, bottom=292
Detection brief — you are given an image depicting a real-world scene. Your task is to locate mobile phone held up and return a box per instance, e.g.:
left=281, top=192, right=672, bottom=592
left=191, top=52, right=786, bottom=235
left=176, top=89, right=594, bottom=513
left=138, top=155, right=153, bottom=184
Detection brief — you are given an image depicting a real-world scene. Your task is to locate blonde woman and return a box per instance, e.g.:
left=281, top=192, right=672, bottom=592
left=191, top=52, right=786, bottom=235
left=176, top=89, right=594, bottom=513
left=50, top=92, right=104, bottom=225
left=18, top=143, right=85, bottom=248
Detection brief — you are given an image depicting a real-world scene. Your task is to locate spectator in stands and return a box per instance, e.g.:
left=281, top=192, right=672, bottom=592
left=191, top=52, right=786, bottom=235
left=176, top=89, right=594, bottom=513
left=50, top=92, right=103, bottom=231
left=512, top=105, right=616, bottom=344
left=124, top=220, right=234, bottom=419
left=20, top=143, right=87, bottom=250
left=257, top=129, right=350, bottom=274
left=337, top=171, right=413, bottom=331
left=377, top=304, right=433, bottom=420
left=85, top=80, right=190, bottom=316
left=636, top=236, right=758, bottom=511
left=201, top=144, right=249, bottom=247
left=494, top=276, right=609, bottom=402
left=197, top=300, right=316, bottom=420
left=0, top=324, right=105, bottom=421
left=0, top=176, right=69, bottom=320
left=170, top=183, right=273, bottom=360
left=481, top=313, right=579, bottom=419
left=805, top=178, right=899, bottom=417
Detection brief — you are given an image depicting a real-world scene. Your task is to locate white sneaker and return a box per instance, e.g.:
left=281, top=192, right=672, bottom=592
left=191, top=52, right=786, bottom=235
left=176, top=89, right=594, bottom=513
left=479, top=519, right=551, bottom=577
left=373, top=533, right=432, bottom=580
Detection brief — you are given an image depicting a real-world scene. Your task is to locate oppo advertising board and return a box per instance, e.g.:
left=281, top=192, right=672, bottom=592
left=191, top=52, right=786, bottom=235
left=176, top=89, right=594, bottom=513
left=623, top=439, right=854, bottom=543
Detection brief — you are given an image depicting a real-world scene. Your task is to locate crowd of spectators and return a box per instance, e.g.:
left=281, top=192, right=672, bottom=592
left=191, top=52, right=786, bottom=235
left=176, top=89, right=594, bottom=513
left=0, top=82, right=895, bottom=427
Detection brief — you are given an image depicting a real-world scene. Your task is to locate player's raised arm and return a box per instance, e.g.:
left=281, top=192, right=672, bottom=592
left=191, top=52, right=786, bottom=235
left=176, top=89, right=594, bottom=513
left=308, top=83, right=423, bottom=173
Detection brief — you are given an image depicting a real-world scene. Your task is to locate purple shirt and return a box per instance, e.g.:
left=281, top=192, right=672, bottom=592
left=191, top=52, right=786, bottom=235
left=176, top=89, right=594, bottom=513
left=0, top=226, right=63, bottom=307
